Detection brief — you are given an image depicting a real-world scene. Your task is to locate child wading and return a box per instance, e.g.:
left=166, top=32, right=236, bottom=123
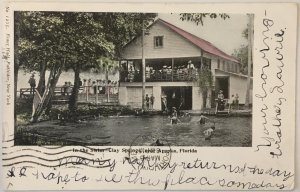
left=170, top=107, right=178, bottom=125
left=203, top=124, right=216, bottom=140
left=199, top=113, right=210, bottom=124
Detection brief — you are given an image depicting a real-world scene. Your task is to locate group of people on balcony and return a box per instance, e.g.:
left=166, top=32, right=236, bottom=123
left=123, top=60, right=198, bottom=82
left=147, top=60, right=198, bottom=81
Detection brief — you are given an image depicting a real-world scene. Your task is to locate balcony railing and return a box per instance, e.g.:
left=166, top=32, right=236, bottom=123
left=120, top=68, right=199, bottom=82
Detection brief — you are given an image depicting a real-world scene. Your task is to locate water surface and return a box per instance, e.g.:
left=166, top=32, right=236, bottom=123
left=67, top=116, right=252, bottom=147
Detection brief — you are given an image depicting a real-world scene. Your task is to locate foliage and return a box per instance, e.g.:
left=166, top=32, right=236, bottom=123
left=180, top=13, right=230, bottom=26
left=15, top=12, right=157, bottom=119
left=242, top=28, right=248, bottom=39
left=92, top=56, right=119, bottom=75
left=17, top=12, right=156, bottom=73
left=47, top=105, right=136, bottom=121
left=196, top=68, right=213, bottom=92
left=232, top=44, right=251, bottom=75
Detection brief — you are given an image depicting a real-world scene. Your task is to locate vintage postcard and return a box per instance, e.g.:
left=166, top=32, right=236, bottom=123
left=1, top=1, right=297, bottom=191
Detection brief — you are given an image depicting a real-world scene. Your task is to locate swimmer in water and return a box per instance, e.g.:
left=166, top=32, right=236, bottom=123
left=170, top=107, right=179, bottom=125
left=199, top=113, right=210, bottom=124
left=203, top=124, right=216, bottom=140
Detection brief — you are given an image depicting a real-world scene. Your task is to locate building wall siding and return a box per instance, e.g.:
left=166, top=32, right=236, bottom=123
left=119, top=81, right=202, bottom=110
left=215, top=70, right=252, bottom=105
left=124, top=87, right=153, bottom=108
left=229, top=75, right=252, bottom=104
left=122, top=22, right=201, bottom=59
left=192, top=86, right=203, bottom=110
left=211, top=56, right=219, bottom=77
left=118, top=87, right=127, bottom=105
left=152, top=86, right=162, bottom=110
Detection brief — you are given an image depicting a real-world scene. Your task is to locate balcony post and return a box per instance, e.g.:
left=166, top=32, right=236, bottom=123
left=142, top=20, right=146, bottom=110
left=171, top=58, right=174, bottom=82
left=200, top=49, right=204, bottom=70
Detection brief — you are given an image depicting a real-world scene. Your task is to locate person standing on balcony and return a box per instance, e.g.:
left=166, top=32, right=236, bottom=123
left=187, top=60, right=195, bottom=69
left=187, top=60, right=195, bottom=80
left=146, top=65, right=150, bottom=80
left=162, top=65, right=167, bottom=80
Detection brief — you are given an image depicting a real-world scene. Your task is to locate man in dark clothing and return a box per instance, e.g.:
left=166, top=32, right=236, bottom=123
left=145, top=94, right=150, bottom=110
left=150, top=94, right=155, bottom=109
left=28, top=74, right=36, bottom=94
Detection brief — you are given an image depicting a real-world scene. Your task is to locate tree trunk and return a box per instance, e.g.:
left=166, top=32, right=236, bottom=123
left=37, top=59, right=47, bottom=95
left=31, top=65, right=63, bottom=123
left=202, top=89, right=207, bottom=109
left=14, top=12, right=21, bottom=133
left=106, top=68, right=109, bottom=102
left=69, top=64, right=80, bottom=114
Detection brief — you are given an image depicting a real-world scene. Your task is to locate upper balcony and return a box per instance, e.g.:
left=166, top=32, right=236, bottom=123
left=120, top=68, right=200, bottom=82
left=119, top=57, right=212, bottom=83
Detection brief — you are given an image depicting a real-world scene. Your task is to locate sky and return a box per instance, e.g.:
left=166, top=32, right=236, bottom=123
left=158, top=13, right=248, bottom=55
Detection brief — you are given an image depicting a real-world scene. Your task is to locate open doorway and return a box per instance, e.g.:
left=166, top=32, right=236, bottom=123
left=161, top=86, right=192, bottom=111
left=215, top=77, right=229, bottom=99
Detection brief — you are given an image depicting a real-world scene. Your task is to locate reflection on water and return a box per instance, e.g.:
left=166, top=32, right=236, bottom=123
left=76, top=116, right=252, bottom=147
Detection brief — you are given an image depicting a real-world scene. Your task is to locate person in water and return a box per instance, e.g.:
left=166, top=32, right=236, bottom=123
left=182, top=112, right=190, bottom=117
left=199, top=113, right=210, bottom=124
left=203, top=124, right=216, bottom=140
left=170, top=107, right=178, bottom=124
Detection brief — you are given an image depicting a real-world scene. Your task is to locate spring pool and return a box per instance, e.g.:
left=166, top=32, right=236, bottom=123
left=63, top=115, right=252, bottom=147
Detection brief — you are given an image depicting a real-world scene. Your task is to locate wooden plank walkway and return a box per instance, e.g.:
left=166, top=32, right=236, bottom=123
left=18, top=86, right=119, bottom=104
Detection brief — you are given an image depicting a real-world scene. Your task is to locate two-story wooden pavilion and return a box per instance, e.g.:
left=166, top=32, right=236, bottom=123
left=119, top=18, right=252, bottom=110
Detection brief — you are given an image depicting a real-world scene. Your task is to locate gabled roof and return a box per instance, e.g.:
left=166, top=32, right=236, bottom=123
left=157, top=19, right=239, bottom=63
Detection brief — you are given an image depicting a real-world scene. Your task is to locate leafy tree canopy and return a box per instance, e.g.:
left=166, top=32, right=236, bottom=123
left=179, top=13, right=230, bottom=26
left=16, top=12, right=156, bottom=72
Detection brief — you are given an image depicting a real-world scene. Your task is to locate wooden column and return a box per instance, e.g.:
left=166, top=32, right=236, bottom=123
left=245, top=14, right=254, bottom=108
left=171, top=58, right=174, bottom=82
left=141, top=21, right=146, bottom=110
left=200, top=49, right=204, bottom=70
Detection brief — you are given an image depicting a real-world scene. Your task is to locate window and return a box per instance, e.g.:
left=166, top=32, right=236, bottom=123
left=154, top=36, right=163, bottom=48
left=217, top=59, right=220, bottom=69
